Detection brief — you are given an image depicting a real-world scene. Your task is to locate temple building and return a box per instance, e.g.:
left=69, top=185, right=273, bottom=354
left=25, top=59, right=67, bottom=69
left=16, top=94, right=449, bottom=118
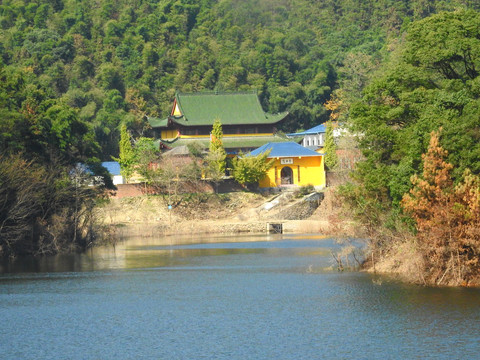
left=148, top=91, right=290, bottom=154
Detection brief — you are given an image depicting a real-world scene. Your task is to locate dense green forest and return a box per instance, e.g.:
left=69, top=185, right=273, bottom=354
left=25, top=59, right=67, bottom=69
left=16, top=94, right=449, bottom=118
left=1, top=0, right=480, bottom=259
left=2, top=0, right=477, bottom=159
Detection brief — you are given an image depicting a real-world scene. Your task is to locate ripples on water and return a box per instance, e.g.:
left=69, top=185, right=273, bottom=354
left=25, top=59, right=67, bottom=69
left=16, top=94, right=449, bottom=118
left=1, top=234, right=479, bottom=359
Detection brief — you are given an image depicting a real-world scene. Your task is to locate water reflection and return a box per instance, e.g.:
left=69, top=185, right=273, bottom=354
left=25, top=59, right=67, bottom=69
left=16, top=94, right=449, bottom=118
left=0, top=234, right=335, bottom=274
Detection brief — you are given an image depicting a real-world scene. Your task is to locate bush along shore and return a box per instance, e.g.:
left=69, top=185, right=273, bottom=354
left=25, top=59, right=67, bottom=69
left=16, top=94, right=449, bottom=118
left=0, top=154, right=112, bottom=257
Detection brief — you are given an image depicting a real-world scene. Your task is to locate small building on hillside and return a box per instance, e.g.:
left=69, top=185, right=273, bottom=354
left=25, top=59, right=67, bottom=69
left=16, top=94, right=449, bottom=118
left=101, top=161, right=125, bottom=185
left=148, top=91, right=289, bottom=155
left=286, top=124, right=326, bottom=151
left=248, top=142, right=326, bottom=189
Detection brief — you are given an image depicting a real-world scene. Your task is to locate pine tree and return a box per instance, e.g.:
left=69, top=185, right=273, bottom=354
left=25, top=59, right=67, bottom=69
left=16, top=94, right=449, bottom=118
left=402, top=130, right=480, bottom=285
left=209, top=119, right=226, bottom=155
left=208, top=118, right=227, bottom=179
left=113, top=124, right=136, bottom=182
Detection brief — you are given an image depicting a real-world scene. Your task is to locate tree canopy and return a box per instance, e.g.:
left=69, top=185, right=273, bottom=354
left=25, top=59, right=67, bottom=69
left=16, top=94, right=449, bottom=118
left=349, top=9, right=480, bottom=209
left=2, top=0, right=477, bottom=162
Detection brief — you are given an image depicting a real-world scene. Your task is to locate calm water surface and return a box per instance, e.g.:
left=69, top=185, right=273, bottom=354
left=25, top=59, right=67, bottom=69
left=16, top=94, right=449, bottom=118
left=1, top=234, right=479, bottom=359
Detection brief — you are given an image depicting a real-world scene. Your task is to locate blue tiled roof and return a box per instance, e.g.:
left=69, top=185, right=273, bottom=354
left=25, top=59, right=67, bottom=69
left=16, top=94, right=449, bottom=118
left=286, top=124, right=326, bottom=137
left=248, top=142, right=323, bottom=158
left=101, top=161, right=121, bottom=176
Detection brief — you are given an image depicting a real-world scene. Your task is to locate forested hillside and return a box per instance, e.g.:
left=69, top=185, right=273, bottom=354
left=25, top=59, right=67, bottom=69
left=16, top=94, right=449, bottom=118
left=1, top=0, right=476, bottom=159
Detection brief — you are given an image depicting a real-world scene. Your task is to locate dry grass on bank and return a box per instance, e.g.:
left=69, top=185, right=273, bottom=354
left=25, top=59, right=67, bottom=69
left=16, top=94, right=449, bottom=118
left=364, top=236, right=427, bottom=285
left=94, top=189, right=347, bottom=238
left=309, top=187, right=360, bottom=237
left=363, top=236, right=480, bottom=287
left=96, top=192, right=268, bottom=226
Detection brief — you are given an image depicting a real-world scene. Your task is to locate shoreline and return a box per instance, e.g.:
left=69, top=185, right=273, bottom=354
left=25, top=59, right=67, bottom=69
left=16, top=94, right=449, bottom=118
left=108, top=219, right=332, bottom=239
left=96, top=192, right=337, bottom=241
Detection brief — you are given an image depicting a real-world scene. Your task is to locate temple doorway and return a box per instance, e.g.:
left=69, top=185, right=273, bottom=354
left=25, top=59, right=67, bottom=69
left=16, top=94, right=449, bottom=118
left=280, top=166, right=293, bottom=185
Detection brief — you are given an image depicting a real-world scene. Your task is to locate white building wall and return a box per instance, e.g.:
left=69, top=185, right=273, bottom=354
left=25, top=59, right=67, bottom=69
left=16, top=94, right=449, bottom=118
left=302, top=134, right=325, bottom=147
left=112, top=175, right=125, bottom=185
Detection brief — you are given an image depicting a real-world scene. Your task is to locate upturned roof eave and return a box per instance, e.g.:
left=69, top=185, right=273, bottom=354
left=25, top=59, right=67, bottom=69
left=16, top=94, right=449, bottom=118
left=147, top=116, right=169, bottom=128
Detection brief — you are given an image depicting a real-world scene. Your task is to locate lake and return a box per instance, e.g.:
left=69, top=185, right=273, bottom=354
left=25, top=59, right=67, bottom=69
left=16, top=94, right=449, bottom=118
left=1, top=234, right=479, bottom=359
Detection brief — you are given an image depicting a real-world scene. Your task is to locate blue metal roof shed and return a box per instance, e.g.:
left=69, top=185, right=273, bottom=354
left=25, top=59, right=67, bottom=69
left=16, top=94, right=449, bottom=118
left=286, top=124, right=326, bottom=137
left=248, top=142, right=324, bottom=158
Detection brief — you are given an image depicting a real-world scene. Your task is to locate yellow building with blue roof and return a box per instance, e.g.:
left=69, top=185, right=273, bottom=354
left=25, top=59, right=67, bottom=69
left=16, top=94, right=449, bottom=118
left=248, top=142, right=326, bottom=189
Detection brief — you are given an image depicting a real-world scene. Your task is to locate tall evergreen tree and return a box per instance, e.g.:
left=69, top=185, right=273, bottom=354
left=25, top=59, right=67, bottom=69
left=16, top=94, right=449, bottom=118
left=208, top=118, right=227, bottom=176
left=207, top=118, right=227, bottom=191
left=113, top=124, right=136, bottom=182
left=402, top=130, right=480, bottom=285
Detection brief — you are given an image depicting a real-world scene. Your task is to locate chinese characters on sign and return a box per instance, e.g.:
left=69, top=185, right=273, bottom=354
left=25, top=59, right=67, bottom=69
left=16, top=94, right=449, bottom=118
left=280, top=158, right=293, bottom=165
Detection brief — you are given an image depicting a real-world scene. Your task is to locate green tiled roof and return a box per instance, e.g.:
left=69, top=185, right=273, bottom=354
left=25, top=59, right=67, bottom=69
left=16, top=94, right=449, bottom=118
left=148, top=117, right=168, bottom=128
left=159, top=135, right=290, bottom=151
left=167, top=91, right=287, bottom=127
